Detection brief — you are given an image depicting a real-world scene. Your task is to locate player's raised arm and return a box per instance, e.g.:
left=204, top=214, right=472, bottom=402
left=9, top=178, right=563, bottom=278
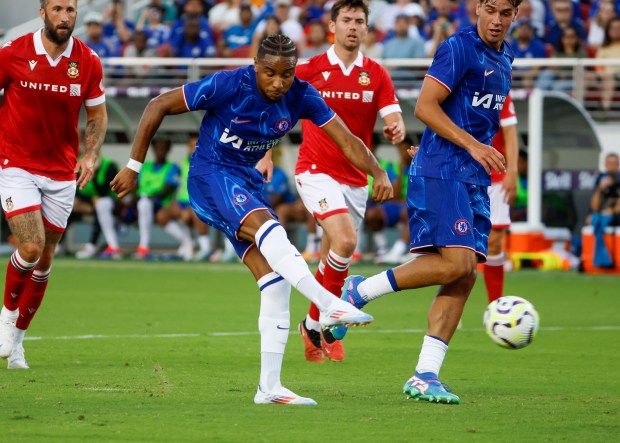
left=415, top=77, right=506, bottom=175
left=111, top=87, right=188, bottom=198
left=321, top=115, right=393, bottom=202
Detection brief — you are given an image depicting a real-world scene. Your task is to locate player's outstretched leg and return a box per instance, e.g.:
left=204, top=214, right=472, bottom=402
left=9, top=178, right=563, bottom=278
left=254, top=385, right=318, bottom=406
left=403, top=372, right=461, bottom=405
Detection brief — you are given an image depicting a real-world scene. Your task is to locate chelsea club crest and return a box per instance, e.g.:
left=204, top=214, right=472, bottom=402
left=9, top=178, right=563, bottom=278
left=233, top=192, right=250, bottom=206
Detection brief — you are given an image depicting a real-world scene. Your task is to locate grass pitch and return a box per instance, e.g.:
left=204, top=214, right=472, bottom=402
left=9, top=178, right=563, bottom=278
left=0, top=260, right=618, bottom=442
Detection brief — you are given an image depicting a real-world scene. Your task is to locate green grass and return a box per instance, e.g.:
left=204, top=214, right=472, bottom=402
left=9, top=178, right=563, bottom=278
left=1, top=260, right=618, bottom=442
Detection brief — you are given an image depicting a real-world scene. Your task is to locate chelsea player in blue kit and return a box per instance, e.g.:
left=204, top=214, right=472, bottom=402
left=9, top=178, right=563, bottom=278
left=111, top=35, right=393, bottom=406
left=339, top=0, right=522, bottom=404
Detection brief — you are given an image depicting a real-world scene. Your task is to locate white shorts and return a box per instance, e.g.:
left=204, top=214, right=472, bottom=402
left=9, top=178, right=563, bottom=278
left=488, top=182, right=511, bottom=229
left=0, top=167, right=76, bottom=232
left=295, top=171, right=368, bottom=230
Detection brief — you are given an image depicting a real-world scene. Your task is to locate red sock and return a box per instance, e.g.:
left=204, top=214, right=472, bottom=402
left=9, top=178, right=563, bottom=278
left=323, top=250, right=351, bottom=296
left=483, top=261, right=504, bottom=303
left=3, top=251, right=37, bottom=310
left=16, top=269, right=50, bottom=330
left=308, top=265, right=324, bottom=322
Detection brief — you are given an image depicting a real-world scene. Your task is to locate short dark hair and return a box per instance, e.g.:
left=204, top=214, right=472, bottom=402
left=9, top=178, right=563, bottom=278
left=257, top=34, right=297, bottom=60
left=331, top=0, right=369, bottom=23
left=480, top=0, right=523, bottom=9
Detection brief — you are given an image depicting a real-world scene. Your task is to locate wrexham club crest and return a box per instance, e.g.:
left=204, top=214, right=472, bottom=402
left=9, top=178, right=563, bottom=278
left=67, top=61, right=79, bottom=79
left=358, top=71, right=370, bottom=86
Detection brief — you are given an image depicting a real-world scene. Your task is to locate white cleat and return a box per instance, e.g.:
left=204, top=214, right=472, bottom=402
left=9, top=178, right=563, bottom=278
left=0, top=319, right=17, bottom=359
left=254, top=385, right=317, bottom=406
left=318, top=297, right=373, bottom=329
left=7, top=344, right=29, bottom=369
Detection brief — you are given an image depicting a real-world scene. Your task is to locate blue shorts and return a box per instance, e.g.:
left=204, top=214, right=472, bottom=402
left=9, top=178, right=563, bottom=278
left=407, top=176, right=490, bottom=262
left=188, top=168, right=277, bottom=259
left=382, top=201, right=405, bottom=228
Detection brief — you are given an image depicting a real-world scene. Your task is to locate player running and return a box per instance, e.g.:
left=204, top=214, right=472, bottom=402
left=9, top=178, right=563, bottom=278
left=338, top=0, right=521, bottom=404
left=295, top=0, right=405, bottom=362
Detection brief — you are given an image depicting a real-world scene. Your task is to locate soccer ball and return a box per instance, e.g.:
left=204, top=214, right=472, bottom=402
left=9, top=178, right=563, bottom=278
left=483, top=296, right=539, bottom=349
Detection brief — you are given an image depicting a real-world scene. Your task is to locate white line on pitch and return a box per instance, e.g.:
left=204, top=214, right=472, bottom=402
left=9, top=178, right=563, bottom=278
left=24, top=325, right=620, bottom=342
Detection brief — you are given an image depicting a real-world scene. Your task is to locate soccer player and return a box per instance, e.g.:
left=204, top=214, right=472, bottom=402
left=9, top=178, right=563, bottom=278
left=484, top=93, right=519, bottom=302
left=294, top=0, right=405, bottom=363
left=0, top=0, right=107, bottom=368
left=110, top=34, right=391, bottom=405
left=339, top=0, right=520, bottom=404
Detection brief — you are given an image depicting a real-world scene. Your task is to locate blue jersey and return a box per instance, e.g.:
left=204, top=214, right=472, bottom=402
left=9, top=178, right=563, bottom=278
left=183, top=66, right=335, bottom=177
left=412, top=26, right=514, bottom=186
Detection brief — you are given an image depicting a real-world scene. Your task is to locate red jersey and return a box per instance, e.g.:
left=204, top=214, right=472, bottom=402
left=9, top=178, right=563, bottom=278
left=491, top=93, right=517, bottom=184
left=0, top=30, right=105, bottom=181
left=295, top=46, right=401, bottom=187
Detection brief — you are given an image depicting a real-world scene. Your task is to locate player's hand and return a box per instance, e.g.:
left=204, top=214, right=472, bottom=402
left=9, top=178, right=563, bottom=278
left=255, top=155, right=274, bottom=183
left=407, top=145, right=419, bottom=159
left=382, top=122, right=405, bottom=145
left=75, top=153, right=98, bottom=190
left=468, top=142, right=506, bottom=175
left=110, top=168, right=139, bottom=199
left=501, top=169, right=518, bottom=205
left=371, top=169, right=394, bottom=203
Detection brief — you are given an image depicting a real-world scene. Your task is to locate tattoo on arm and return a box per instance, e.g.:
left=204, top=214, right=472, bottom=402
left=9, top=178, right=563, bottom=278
left=83, top=118, right=106, bottom=157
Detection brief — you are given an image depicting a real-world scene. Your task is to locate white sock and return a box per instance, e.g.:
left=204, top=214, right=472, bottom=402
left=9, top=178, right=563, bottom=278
left=257, top=272, right=290, bottom=392
left=305, top=233, right=317, bottom=253
left=260, top=352, right=284, bottom=392
left=358, top=269, right=400, bottom=302
left=0, top=306, right=19, bottom=322
left=305, top=315, right=321, bottom=332
left=373, top=232, right=388, bottom=256
left=95, top=197, right=119, bottom=249
left=137, top=196, right=154, bottom=248
left=257, top=272, right=291, bottom=354
left=164, top=220, right=192, bottom=244
left=389, top=239, right=407, bottom=257
left=255, top=220, right=333, bottom=311
left=14, top=328, right=25, bottom=346
left=197, top=234, right=211, bottom=253
left=415, top=335, right=448, bottom=376
left=485, top=253, right=505, bottom=267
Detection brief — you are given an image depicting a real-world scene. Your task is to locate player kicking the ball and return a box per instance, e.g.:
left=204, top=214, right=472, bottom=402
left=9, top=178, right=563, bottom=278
left=111, top=34, right=392, bottom=405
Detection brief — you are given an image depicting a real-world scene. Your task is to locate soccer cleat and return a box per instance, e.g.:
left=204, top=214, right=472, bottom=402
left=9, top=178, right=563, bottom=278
left=133, top=246, right=151, bottom=260
left=254, top=385, right=318, bottom=406
left=320, top=329, right=345, bottom=362
left=75, top=243, right=97, bottom=259
left=0, top=319, right=17, bottom=359
left=318, top=296, right=373, bottom=329
left=7, top=344, right=29, bottom=369
left=98, top=246, right=122, bottom=260
left=403, top=372, right=461, bottom=404
left=298, top=320, right=323, bottom=362
left=329, top=275, right=369, bottom=340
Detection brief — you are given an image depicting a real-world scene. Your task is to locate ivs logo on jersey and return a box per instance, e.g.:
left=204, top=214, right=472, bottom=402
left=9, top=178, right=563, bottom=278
left=358, top=71, right=370, bottom=86
left=471, top=92, right=506, bottom=110
left=67, top=61, right=79, bottom=79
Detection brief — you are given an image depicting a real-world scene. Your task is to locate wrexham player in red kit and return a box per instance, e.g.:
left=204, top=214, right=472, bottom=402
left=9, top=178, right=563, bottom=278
left=483, top=93, right=519, bottom=302
left=295, top=0, right=405, bottom=362
left=0, top=0, right=107, bottom=368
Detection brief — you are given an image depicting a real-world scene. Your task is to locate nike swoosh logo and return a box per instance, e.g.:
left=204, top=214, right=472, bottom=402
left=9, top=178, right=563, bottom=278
left=484, top=69, right=494, bottom=76
left=233, top=117, right=251, bottom=124
left=276, top=325, right=289, bottom=330
left=294, top=253, right=301, bottom=257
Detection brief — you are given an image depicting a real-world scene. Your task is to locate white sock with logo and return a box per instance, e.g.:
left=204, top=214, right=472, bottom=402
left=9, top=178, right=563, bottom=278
left=415, top=335, right=448, bottom=376
left=257, top=272, right=291, bottom=392
left=255, top=220, right=333, bottom=311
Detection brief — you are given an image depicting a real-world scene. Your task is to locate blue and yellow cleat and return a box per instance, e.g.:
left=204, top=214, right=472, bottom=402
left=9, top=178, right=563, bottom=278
left=403, top=372, right=461, bottom=404
left=330, top=275, right=368, bottom=340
